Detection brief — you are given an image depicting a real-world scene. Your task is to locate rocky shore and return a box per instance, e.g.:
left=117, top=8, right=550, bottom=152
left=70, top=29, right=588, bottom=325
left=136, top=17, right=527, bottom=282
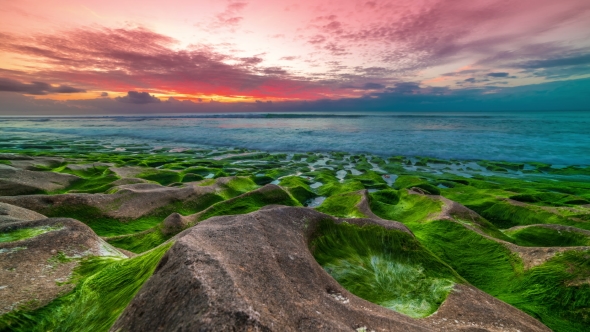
left=1, top=145, right=589, bottom=331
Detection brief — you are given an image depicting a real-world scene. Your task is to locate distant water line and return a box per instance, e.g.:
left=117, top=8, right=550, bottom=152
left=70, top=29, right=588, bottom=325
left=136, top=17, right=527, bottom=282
left=1, top=111, right=589, bottom=165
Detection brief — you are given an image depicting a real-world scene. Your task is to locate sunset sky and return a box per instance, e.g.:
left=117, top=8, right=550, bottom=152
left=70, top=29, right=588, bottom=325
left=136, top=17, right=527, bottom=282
left=1, top=0, right=590, bottom=114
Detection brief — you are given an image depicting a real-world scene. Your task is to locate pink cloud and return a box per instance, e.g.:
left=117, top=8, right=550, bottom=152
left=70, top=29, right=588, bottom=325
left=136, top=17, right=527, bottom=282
left=0, top=26, right=360, bottom=99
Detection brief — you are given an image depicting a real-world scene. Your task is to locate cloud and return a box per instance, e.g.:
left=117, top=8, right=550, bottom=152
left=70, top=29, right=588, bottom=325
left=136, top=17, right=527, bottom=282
left=0, top=77, right=86, bottom=95
left=1, top=77, right=589, bottom=115
left=302, top=0, right=590, bottom=75
left=0, top=27, right=345, bottom=100
left=487, top=72, right=510, bottom=77
left=115, top=91, right=161, bottom=104
left=520, top=53, right=590, bottom=69
left=362, top=82, right=385, bottom=90
left=100, top=92, right=109, bottom=97
left=211, top=2, right=249, bottom=31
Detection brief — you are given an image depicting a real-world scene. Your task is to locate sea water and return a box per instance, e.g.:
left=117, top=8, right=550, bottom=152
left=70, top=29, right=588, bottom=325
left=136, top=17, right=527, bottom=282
left=1, top=111, right=589, bottom=165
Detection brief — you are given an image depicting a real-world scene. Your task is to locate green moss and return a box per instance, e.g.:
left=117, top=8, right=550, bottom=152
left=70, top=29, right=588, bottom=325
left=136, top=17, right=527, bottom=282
left=135, top=169, right=181, bottom=186
left=252, top=175, right=274, bottom=185
left=410, top=220, right=523, bottom=294
left=181, top=173, right=204, bottom=182
left=315, top=191, right=366, bottom=218
left=43, top=205, right=161, bottom=237
left=198, top=186, right=301, bottom=221
left=393, top=175, right=440, bottom=195
left=218, top=177, right=259, bottom=199
left=381, top=163, right=406, bottom=174
left=407, top=220, right=590, bottom=332
left=278, top=176, right=316, bottom=204
left=312, top=220, right=461, bottom=318
left=477, top=161, right=524, bottom=171
left=0, top=242, right=172, bottom=332
left=0, top=225, right=64, bottom=243
left=346, top=170, right=388, bottom=189
left=475, top=200, right=587, bottom=230
left=503, top=250, right=590, bottom=331
left=107, top=228, right=172, bottom=254
left=504, top=226, right=590, bottom=247
left=369, top=189, right=442, bottom=224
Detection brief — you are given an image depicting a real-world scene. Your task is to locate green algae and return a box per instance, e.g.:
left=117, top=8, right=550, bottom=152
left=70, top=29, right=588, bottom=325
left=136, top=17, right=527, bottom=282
left=278, top=176, right=316, bottom=204
left=369, top=189, right=443, bottom=224
left=314, top=174, right=365, bottom=197
left=197, top=185, right=301, bottom=222
left=2, top=141, right=590, bottom=330
left=107, top=228, right=172, bottom=254
left=135, top=169, right=182, bottom=185
left=0, top=225, right=64, bottom=243
left=404, top=220, right=590, bottom=332
left=346, top=170, right=388, bottom=190
left=315, top=191, right=366, bottom=218
left=43, top=205, right=165, bottom=237
left=393, top=175, right=441, bottom=195
left=312, top=220, right=461, bottom=318
left=504, top=226, right=590, bottom=247
left=0, top=242, right=173, bottom=332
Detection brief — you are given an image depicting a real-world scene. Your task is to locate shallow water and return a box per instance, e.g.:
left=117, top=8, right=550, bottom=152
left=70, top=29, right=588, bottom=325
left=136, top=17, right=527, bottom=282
left=1, top=111, right=589, bottom=165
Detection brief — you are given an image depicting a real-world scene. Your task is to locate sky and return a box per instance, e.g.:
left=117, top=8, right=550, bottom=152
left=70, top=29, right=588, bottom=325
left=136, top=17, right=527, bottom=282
left=0, top=0, right=589, bottom=114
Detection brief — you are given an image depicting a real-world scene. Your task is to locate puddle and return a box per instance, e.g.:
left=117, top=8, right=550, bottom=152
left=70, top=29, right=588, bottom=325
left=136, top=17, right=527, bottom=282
left=382, top=174, right=397, bottom=186
left=350, top=169, right=362, bottom=175
left=310, top=182, right=323, bottom=189
left=306, top=196, right=326, bottom=207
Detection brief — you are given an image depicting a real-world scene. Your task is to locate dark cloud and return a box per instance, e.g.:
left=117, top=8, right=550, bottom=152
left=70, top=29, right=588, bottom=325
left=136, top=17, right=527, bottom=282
left=487, top=72, right=510, bottom=77
left=0, top=77, right=85, bottom=95
left=340, top=82, right=385, bottom=90
left=308, top=35, right=326, bottom=44
left=362, top=82, right=385, bottom=90
left=385, top=82, right=421, bottom=94
left=520, top=53, right=590, bottom=69
left=442, top=69, right=482, bottom=77
left=261, top=67, right=288, bottom=75
left=240, top=56, right=264, bottom=65
left=115, top=91, right=161, bottom=104
left=100, top=92, right=109, bottom=97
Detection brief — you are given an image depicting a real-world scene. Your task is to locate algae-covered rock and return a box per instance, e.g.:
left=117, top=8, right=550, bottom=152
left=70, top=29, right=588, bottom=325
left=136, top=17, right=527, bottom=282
left=111, top=206, right=549, bottom=332
left=0, top=217, right=125, bottom=315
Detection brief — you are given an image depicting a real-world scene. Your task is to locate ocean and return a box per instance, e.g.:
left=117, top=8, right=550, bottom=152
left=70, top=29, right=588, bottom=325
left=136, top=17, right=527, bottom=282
left=1, top=111, right=589, bottom=165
